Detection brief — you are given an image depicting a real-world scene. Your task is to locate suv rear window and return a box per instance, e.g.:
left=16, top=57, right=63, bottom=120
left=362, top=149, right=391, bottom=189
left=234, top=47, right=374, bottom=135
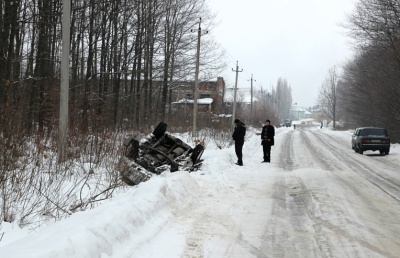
left=361, top=128, right=387, bottom=136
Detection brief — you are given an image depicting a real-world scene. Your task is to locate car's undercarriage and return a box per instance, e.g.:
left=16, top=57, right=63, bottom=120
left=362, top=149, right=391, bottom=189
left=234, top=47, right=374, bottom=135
left=117, top=122, right=204, bottom=185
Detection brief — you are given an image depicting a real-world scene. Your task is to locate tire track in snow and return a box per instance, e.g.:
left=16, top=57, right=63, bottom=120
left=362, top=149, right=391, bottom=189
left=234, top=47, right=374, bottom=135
left=315, top=130, right=400, bottom=182
left=298, top=130, right=400, bottom=257
left=278, top=130, right=297, bottom=171
left=310, top=131, right=400, bottom=202
left=261, top=129, right=328, bottom=257
left=270, top=126, right=400, bottom=257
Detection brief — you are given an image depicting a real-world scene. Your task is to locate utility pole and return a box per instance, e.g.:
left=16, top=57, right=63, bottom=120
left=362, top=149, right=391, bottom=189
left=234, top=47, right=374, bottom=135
left=191, top=18, right=207, bottom=137
left=58, top=0, right=70, bottom=163
left=232, top=61, right=243, bottom=128
left=249, top=74, right=256, bottom=123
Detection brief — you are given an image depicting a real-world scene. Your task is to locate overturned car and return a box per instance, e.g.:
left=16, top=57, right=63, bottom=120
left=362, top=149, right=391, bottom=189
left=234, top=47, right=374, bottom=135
left=117, top=122, right=205, bottom=186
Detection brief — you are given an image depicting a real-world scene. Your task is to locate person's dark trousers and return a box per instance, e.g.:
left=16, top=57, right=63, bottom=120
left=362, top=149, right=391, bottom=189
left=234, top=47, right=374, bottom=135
left=235, top=140, right=244, bottom=165
left=263, top=144, right=271, bottom=162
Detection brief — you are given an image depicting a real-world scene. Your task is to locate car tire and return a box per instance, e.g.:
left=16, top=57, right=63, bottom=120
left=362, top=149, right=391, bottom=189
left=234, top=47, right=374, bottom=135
left=385, top=149, right=390, bottom=155
left=191, top=144, right=205, bottom=164
left=153, top=122, right=167, bottom=139
left=358, top=145, right=363, bottom=154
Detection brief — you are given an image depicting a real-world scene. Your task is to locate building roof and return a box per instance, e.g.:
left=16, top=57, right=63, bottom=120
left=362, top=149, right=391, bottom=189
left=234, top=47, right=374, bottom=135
left=290, top=105, right=312, bottom=114
left=172, top=98, right=213, bottom=105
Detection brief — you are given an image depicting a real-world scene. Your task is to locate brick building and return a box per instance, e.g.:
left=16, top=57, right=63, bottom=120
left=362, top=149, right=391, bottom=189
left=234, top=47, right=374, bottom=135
left=170, top=77, right=225, bottom=114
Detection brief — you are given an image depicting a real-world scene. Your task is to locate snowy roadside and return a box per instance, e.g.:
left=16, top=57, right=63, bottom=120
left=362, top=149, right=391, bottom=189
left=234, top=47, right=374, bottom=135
left=0, top=126, right=285, bottom=257
left=1, top=125, right=399, bottom=257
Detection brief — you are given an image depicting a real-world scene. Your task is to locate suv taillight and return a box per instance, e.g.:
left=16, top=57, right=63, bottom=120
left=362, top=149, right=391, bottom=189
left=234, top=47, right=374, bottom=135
left=362, top=139, right=370, bottom=143
left=382, top=139, right=390, bottom=144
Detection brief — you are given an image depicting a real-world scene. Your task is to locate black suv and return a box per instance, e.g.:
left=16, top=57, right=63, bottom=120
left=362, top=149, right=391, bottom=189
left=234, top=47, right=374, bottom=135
left=351, top=127, right=390, bottom=155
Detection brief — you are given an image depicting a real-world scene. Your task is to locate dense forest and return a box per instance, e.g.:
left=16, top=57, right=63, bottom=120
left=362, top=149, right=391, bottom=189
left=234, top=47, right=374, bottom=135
left=0, top=0, right=227, bottom=138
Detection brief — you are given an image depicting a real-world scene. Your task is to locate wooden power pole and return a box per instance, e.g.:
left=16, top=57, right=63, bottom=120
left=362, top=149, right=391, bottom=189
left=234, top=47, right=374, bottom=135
left=192, top=18, right=207, bottom=137
left=58, top=0, right=70, bottom=163
left=232, top=61, right=243, bottom=128
left=250, top=74, right=255, bottom=122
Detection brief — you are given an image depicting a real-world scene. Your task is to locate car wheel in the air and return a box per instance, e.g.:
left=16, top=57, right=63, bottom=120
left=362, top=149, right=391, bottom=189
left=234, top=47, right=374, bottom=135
left=191, top=144, right=205, bottom=164
left=152, top=122, right=167, bottom=139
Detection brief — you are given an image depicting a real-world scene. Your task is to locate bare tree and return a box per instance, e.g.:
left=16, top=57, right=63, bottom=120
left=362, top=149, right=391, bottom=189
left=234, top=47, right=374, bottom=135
left=275, top=78, right=292, bottom=122
left=0, top=0, right=226, bottom=139
left=318, top=67, right=339, bottom=129
left=345, top=0, right=400, bottom=64
left=339, top=46, right=400, bottom=139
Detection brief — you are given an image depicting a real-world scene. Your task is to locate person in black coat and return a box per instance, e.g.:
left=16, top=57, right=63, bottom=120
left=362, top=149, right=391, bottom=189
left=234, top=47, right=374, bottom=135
left=261, top=119, right=275, bottom=163
left=232, top=118, right=246, bottom=166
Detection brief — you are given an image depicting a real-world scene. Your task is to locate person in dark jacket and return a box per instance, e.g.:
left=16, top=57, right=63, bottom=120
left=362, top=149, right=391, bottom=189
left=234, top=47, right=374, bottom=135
left=261, top=119, right=275, bottom=163
left=232, top=118, right=246, bottom=166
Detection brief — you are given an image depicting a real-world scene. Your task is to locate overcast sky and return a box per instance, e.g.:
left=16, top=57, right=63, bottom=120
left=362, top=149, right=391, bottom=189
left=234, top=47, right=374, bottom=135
left=207, top=0, right=356, bottom=108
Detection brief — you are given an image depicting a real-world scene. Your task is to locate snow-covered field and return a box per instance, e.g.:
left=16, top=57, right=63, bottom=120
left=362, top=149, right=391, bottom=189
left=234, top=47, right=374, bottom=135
left=1, top=124, right=400, bottom=257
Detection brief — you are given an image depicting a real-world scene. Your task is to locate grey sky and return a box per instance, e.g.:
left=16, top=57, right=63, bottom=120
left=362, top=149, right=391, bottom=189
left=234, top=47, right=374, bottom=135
left=207, top=0, right=356, bottom=108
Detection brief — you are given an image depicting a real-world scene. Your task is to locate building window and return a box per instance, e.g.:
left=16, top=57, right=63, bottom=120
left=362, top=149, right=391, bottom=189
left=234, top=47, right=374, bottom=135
left=186, top=93, right=194, bottom=100
left=200, top=93, right=211, bottom=99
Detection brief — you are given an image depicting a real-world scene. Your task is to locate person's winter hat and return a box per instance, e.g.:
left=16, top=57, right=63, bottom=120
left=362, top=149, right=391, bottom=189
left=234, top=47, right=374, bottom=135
left=234, top=119, right=240, bottom=123
left=265, top=119, right=270, bottom=123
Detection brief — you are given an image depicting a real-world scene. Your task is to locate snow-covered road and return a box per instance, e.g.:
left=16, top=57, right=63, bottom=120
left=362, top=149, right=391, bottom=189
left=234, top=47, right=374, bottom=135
left=270, top=126, right=400, bottom=257
left=1, top=125, right=400, bottom=258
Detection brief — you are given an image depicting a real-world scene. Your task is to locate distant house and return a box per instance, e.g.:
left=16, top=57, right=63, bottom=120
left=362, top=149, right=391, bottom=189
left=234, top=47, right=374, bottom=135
left=290, top=105, right=311, bottom=120
left=172, top=97, right=214, bottom=112
left=170, top=77, right=225, bottom=114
